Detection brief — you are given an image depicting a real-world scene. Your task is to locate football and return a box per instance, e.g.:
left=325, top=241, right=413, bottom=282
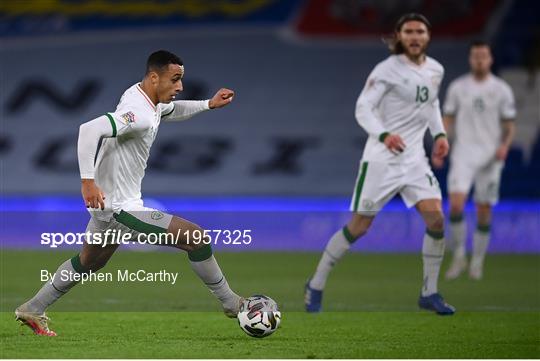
left=237, top=295, right=281, bottom=338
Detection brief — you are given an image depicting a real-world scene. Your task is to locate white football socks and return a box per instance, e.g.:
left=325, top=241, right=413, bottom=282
left=449, top=216, right=466, bottom=260
left=310, top=227, right=356, bottom=291
left=422, top=231, right=445, bottom=296
left=189, top=254, right=239, bottom=309
left=471, top=225, right=490, bottom=270
left=23, top=255, right=83, bottom=314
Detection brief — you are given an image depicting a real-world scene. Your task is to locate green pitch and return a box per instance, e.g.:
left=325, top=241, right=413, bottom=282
left=1, top=250, right=539, bottom=358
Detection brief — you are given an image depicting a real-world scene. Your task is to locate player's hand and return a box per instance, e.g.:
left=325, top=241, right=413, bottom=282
left=384, top=134, right=406, bottom=155
left=81, top=179, right=106, bottom=210
left=495, top=144, right=509, bottom=161
left=209, top=88, right=234, bottom=109
left=431, top=136, right=449, bottom=168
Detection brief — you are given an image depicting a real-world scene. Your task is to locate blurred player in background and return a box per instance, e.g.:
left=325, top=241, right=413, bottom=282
left=305, top=13, right=455, bottom=315
left=442, top=41, right=516, bottom=280
left=15, top=50, right=242, bottom=336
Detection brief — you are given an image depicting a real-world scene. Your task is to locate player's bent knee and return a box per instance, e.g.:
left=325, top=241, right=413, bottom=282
left=428, top=211, right=445, bottom=232
left=187, top=243, right=213, bottom=262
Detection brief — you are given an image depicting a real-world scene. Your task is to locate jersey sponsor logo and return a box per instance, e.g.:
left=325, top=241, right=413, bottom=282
left=120, top=111, right=136, bottom=124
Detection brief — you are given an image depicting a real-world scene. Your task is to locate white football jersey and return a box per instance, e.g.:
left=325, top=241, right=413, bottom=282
left=443, top=73, right=516, bottom=167
left=355, top=54, right=445, bottom=164
left=83, top=83, right=208, bottom=220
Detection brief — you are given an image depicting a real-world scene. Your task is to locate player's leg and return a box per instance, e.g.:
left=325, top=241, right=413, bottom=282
left=470, top=161, right=502, bottom=279
left=112, top=209, right=241, bottom=317
left=445, top=162, right=474, bottom=279
left=470, top=203, right=492, bottom=279
left=401, top=162, right=454, bottom=314
left=16, top=218, right=119, bottom=336
left=310, top=213, right=374, bottom=291
left=415, top=198, right=455, bottom=315
left=305, top=213, right=374, bottom=311
left=445, top=192, right=468, bottom=280
left=305, top=160, right=394, bottom=313
left=166, top=215, right=241, bottom=317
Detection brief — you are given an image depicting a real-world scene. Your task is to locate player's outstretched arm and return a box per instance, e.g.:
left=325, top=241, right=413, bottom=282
left=162, top=88, right=234, bottom=122
left=78, top=115, right=114, bottom=209
left=208, top=88, right=234, bottom=109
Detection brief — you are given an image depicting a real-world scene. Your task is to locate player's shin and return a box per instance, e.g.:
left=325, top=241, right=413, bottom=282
left=470, top=224, right=490, bottom=279
left=310, top=226, right=357, bottom=290
left=188, top=245, right=240, bottom=312
left=22, top=254, right=86, bottom=313
left=449, top=213, right=466, bottom=259
left=446, top=214, right=468, bottom=279
left=422, top=230, right=445, bottom=296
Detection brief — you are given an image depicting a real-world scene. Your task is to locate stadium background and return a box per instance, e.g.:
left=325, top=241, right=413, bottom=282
left=1, top=0, right=538, bottom=250
left=0, top=0, right=539, bottom=358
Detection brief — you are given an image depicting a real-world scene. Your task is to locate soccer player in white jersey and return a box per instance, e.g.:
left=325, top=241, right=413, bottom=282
left=305, top=13, right=455, bottom=315
left=15, top=50, right=243, bottom=336
left=442, top=41, right=516, bottom=280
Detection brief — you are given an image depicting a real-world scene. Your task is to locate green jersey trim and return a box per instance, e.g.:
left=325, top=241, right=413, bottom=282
left=105, top=113, right=117, bottom=137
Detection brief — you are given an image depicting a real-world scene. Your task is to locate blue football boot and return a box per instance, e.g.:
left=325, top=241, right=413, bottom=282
left=304, top=280, right=323, bottom=313
left=418, top=293, right=456, bottom=315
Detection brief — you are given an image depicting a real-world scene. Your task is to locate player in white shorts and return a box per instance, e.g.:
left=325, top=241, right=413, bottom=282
left=15, top=50, right=243, bottom=336
left=442, top=41, right=516, bottom=280
left=305, top=13, right=455, bottom=315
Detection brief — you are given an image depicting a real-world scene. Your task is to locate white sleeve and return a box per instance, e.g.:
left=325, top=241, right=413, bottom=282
left=161, top=100, right=210, bottom=122
left=355, top=68, right=391, bottom=138
left=443, top=81, right=459, bottom=116
left=78, top=115, right=115, bottom=179
left=500, top=84, right=517, bottom=120
left=428, top=98, right=446, bottom=137
left=78, top=111, right=142, bottom=179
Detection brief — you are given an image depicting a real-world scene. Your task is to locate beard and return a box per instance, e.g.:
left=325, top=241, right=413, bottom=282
left=404, top=42, right=428, bottom=58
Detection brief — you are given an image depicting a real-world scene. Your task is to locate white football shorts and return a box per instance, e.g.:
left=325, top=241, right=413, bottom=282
left=349, top=159, right=442, bottom=215
left=447, top=159, right=504, bottom=205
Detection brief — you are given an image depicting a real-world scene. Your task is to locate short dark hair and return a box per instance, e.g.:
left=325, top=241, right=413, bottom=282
left=387, top=13, right=432, bottom=54
left=469, top=40, right=491, bottom=51
left=146, top=50, right=183, bottom=74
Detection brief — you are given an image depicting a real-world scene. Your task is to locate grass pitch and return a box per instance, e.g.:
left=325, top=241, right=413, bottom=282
left=1, top=250, right=539, bottom=358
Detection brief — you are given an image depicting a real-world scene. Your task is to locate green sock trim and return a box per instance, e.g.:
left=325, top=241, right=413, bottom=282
left=426, top=228, right=444, bottom=240
left=477, top=224, right=491, bottom=233
left=70, top=254, right=87, bottom=274
left=342, top=226, right=357, bottom=244
left=449, top=213, right=464, bottom=223
left=188, top=244, right=213, bottom=262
